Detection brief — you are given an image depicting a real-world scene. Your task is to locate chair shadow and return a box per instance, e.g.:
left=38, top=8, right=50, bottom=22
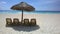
left=6, top=25, right=40, bottom=32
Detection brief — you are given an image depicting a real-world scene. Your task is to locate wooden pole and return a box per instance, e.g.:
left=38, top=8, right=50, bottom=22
left=21, top=10, right=23, bottom=23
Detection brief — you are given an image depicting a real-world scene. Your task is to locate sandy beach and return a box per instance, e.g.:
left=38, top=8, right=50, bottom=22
left=0, top=14, right=60, bottom=34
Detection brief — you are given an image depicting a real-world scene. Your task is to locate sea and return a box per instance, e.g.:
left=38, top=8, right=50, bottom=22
left=0, top=10, right=60, bottom=14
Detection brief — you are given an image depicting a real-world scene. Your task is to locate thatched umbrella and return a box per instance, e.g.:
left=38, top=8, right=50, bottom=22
left=11, top=2, right=35, bottom=22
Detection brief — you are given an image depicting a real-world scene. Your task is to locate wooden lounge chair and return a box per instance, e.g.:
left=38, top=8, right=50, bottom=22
left=6, top=18, right=12, bottom=25
left=13, top=18, right=19, bottom=25
left=30, top=19, right=36, bottom=26
left=24, top=19, right=29, bottom=26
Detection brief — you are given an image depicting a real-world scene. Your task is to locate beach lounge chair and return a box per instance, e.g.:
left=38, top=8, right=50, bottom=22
left=13, top=18, right=19, bottom=25
left=30, top=19, right=36, bottom=26
left=24, top=19, right=29, bottom=26
left=6, top=18, right=12, bottom=25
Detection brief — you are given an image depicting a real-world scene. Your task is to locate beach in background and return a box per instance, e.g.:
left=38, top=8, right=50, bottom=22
left=0, top=10, right=60, bottom=34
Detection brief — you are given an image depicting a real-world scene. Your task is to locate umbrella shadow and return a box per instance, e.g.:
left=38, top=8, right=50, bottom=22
left=6, top=25, right=40, bottom=32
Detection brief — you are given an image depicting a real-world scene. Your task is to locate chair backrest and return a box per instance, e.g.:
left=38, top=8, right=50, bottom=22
left=6, top=18, right=12, bottom=24
left=13, top=18, right=19, bottom=24
left=31, top=19, right=36, bottom=23
left=24, top=19, right=29, bottom=25
left=30, top=19, right=36, bottom=25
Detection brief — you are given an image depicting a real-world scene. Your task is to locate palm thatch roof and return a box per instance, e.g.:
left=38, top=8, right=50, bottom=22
left=11, top=2, right=35, bottom=11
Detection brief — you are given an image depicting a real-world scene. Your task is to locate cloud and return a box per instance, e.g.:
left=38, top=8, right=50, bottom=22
left=37, top=0, right=60, bottom=11
left=41, top=0, right=56, bottom=5
left=0, top=1, right=7, bottom=4
left=0, top=1, right=7, bottom=10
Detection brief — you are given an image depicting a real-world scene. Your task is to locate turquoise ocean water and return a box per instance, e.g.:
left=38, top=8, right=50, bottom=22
left=0, top=10, right=60, bottom=14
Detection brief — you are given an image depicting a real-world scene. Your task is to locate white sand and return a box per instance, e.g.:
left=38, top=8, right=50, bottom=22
left=0, top=14, right=60, bottom=34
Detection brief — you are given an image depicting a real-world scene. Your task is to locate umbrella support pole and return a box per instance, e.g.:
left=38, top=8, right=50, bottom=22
left=21, top=10, right=23, bottom=23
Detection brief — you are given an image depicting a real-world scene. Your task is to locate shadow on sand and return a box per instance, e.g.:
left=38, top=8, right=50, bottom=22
left=6, top=25, right=40, bottom=32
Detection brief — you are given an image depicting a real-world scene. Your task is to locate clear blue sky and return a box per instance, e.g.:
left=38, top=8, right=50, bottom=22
left=0, top=0, right=60, bottom=11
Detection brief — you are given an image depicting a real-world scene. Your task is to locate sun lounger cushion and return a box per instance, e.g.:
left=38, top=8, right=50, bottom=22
left=30, top=19, right=36, bottom=25
left=13, top=18, right=19, bottom=25
left=24, top=19, right=29, bottom=25
left=6, top=18, right=12, bottom=25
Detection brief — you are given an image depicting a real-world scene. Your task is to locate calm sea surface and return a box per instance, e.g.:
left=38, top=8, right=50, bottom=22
left=0, top=10, right=60, bottom=14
